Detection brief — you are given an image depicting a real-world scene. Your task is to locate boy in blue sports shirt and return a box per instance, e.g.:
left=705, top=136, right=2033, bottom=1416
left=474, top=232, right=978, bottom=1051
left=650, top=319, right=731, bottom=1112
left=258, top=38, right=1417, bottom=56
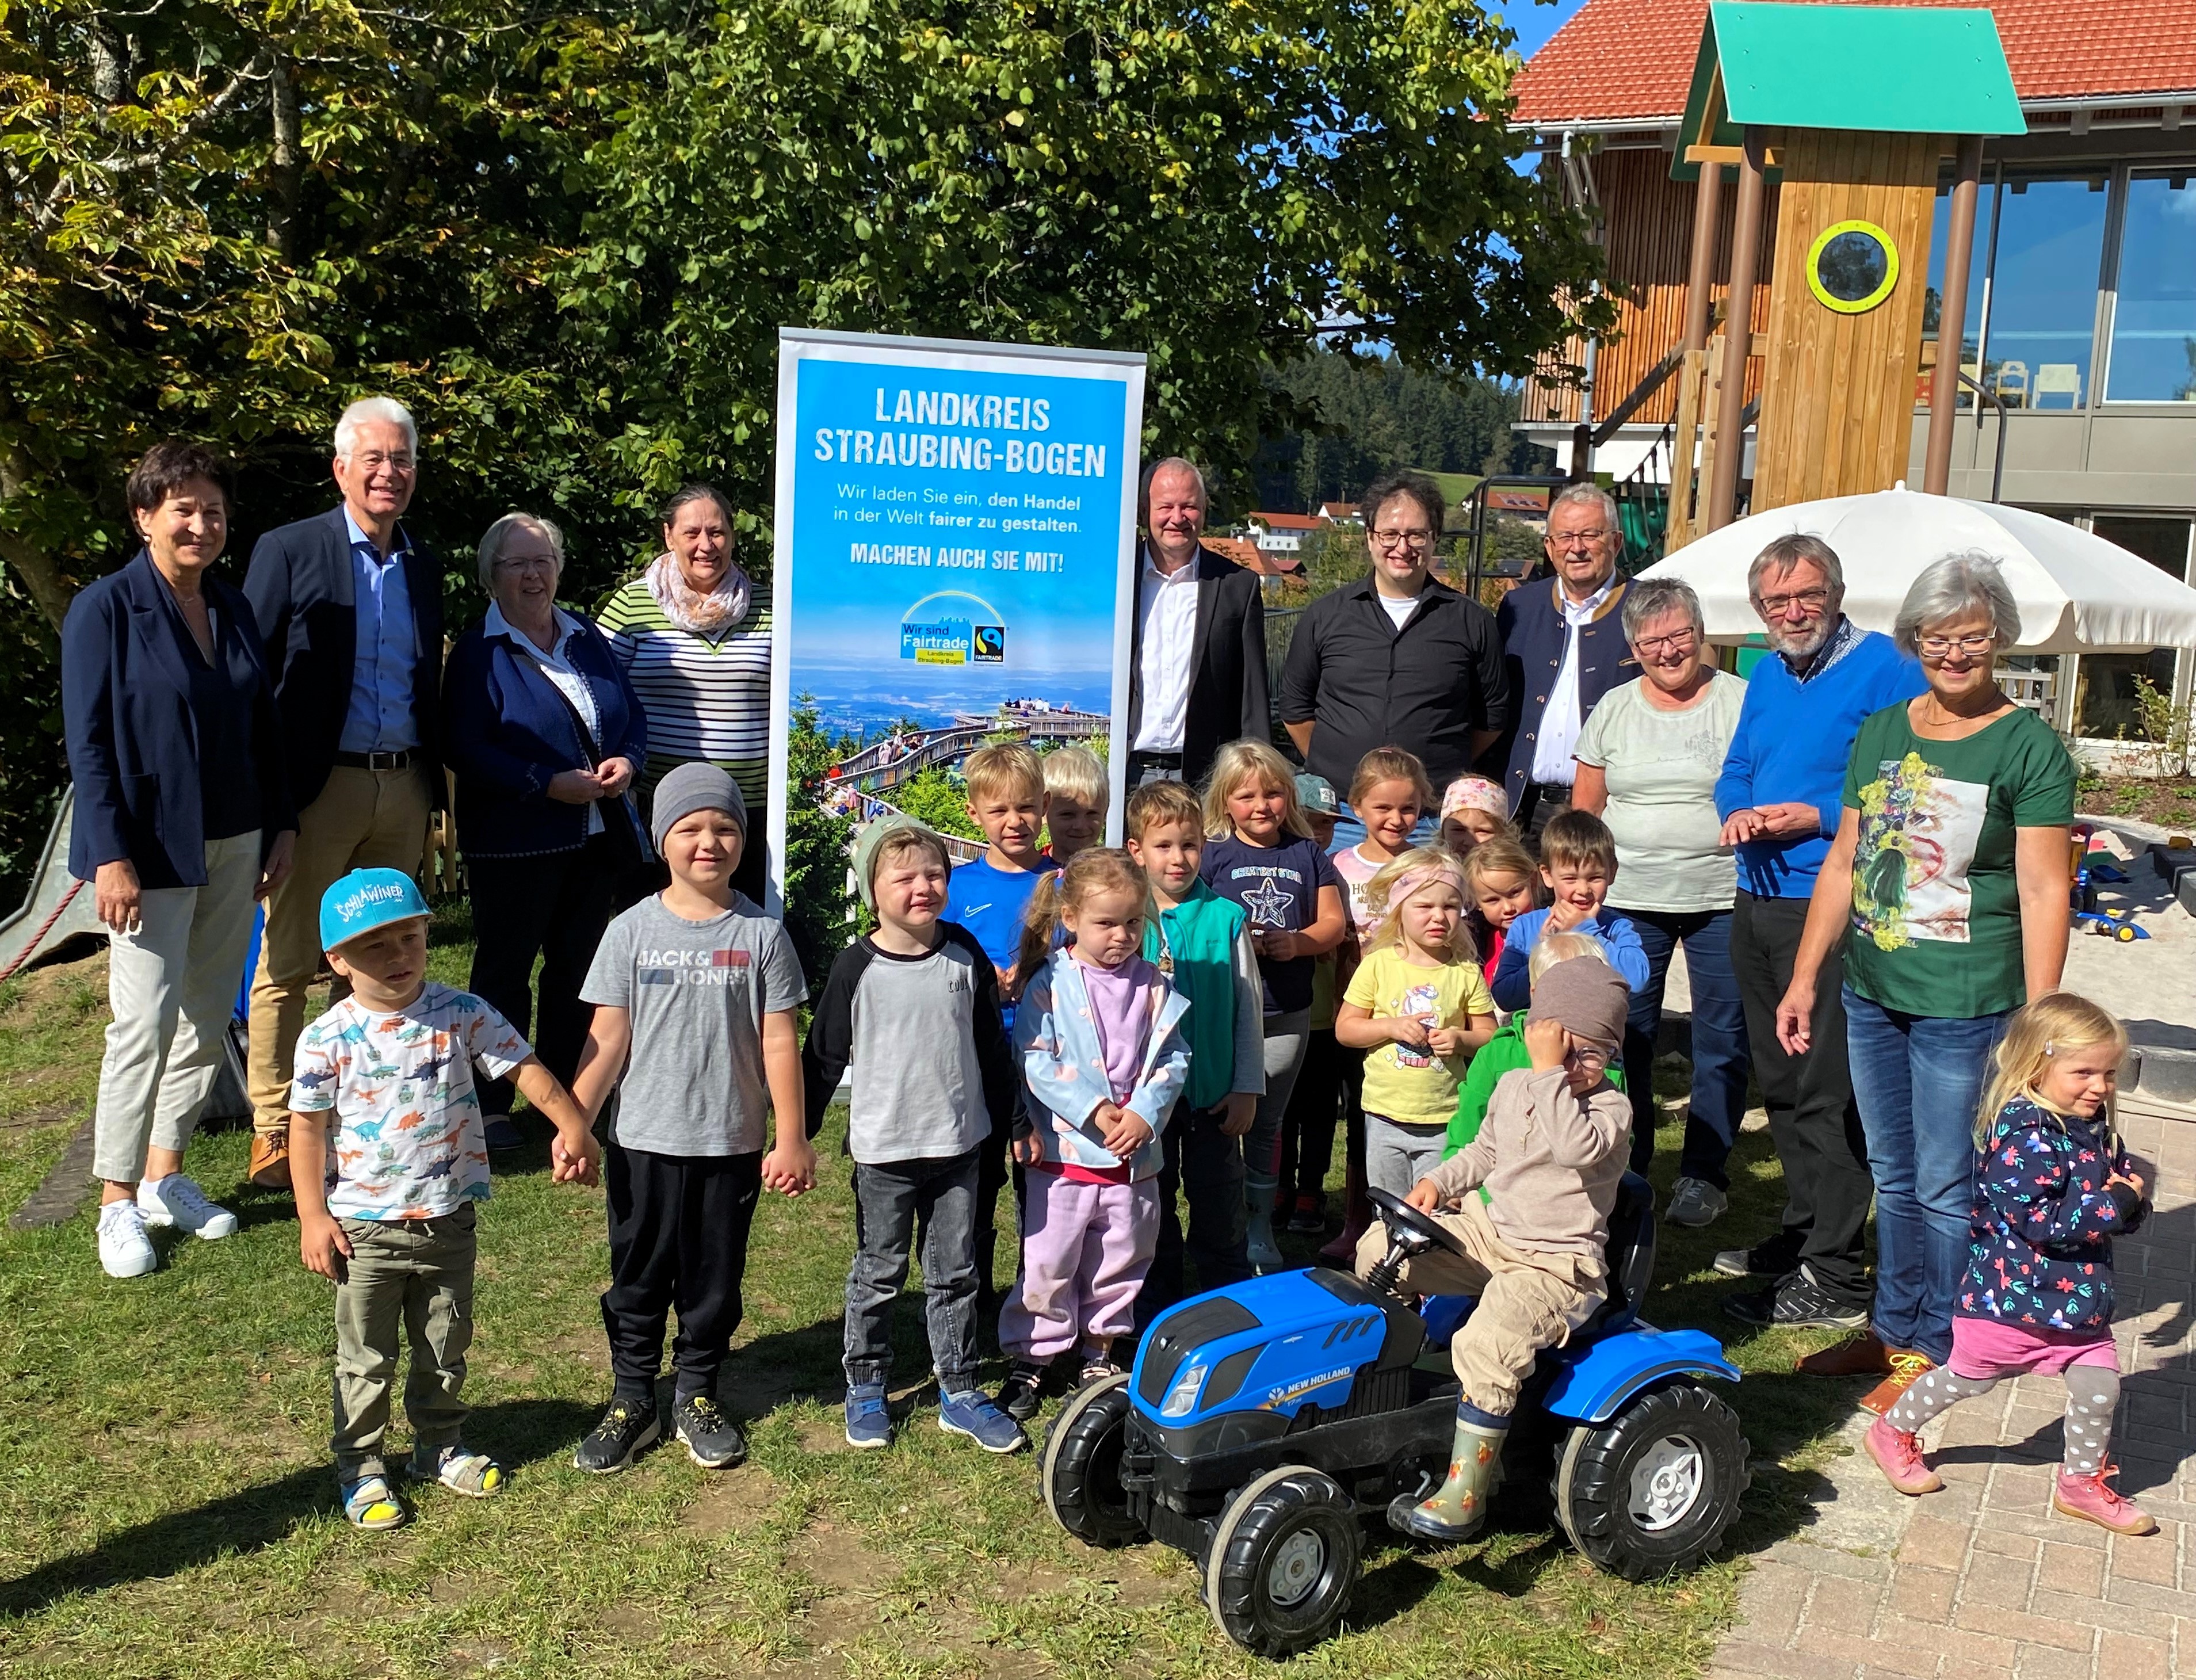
left=1490, top=810, right=1648, bottom=1011
left=942, top=742, right=1059, bottom=1304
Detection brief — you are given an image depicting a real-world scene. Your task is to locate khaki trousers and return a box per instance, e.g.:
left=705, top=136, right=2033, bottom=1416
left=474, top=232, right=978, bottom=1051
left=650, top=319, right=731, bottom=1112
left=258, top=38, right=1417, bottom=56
left=247, top=766, right=429, bottom=1135
left=91, top=831, right=264, bottom=1183
left=332, top=1206, right=476, bottom=1480
left=1355, top=1197, right=1605, bottom=1416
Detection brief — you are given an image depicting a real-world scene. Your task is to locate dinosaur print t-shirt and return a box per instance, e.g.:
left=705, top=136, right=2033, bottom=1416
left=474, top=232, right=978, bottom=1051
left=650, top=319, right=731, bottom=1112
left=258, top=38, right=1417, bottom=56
left=290, top=983, right=532, bottom=1220
left=1840, top=701, right=2075, bottom=1021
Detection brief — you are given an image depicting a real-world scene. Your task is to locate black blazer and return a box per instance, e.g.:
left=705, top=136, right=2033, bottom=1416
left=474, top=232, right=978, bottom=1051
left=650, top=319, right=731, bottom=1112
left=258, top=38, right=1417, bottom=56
left=242, top=506, right=444, bottom=811
left=63, top=553, right=296, bottom=889
left=1494, top=575, right=1637, bottom=810
left=1125, top=540, right=1269, bottom=784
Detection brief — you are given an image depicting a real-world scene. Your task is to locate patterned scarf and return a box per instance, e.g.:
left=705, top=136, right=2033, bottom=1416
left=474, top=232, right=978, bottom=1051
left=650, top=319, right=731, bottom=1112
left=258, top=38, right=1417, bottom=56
left=644, top=548, right=752, bottom=637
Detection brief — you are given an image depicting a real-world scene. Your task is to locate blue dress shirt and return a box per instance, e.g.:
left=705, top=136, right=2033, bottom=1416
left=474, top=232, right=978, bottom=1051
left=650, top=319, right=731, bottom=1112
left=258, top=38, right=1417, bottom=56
left=339, top=507, right=421, bottom=753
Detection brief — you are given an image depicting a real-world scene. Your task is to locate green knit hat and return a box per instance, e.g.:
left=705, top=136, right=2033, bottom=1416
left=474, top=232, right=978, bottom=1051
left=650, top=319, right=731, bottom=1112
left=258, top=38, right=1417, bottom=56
left=853, top=817, right=950, bottom=912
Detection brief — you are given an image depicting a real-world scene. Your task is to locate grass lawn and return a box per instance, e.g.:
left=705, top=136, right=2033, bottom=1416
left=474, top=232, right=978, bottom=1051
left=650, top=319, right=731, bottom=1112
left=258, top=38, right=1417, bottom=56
left=0, top=910, right=1873, bottom=1679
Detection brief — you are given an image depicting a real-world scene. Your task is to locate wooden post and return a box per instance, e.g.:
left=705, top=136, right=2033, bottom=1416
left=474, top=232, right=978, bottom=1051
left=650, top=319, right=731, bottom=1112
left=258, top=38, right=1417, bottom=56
left=1923, top=134, right=1984, bottom=496
left=1682, top=157, right=1723, bottom=358
left=1706, top=126, right=1768, bottom=532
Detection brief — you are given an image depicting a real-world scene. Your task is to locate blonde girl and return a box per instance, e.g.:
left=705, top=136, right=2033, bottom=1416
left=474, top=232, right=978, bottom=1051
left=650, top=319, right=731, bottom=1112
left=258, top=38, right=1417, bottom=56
left=1000, top=849, right=1191, bottom=1404
left=1337, top=848, right=1498, bottom=1197
left=1199, top=738, right=1347, bottom=1269
left=1438, top=776, right=1514, bottom=856
left=1461, top=837, right=1541, bottom=986
left=1866, top=994, right=2156, bottom=1536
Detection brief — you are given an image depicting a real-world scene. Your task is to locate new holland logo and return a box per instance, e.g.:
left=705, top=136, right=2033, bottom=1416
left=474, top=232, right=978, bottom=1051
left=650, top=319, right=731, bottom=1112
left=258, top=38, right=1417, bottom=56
left=1261, top=1365, right=1353, bottom=1409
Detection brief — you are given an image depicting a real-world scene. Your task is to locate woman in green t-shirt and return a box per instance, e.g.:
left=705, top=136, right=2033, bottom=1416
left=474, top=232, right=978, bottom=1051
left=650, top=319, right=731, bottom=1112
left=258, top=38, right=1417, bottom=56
left=1773, top=554, right=2075, bottom=1380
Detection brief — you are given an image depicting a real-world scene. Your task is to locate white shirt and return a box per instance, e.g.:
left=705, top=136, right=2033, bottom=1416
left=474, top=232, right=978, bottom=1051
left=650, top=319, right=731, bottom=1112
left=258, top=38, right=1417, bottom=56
left=1530, top=575, right=1616, bottom=786
left=1377, top=586, right=1423, bottom=632
left=488, top=600, right=605, bottom=835
left=1133, top=547, right=1200, bottom=753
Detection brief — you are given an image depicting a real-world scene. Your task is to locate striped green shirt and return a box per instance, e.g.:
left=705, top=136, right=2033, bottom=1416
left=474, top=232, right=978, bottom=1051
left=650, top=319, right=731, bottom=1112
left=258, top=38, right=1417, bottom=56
left=597, top=578, right=771, bottom=807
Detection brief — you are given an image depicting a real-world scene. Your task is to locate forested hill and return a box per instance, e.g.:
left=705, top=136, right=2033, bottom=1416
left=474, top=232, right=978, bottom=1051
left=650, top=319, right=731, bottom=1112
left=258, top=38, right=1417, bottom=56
left=1252, top=350, right=1555, bottom=514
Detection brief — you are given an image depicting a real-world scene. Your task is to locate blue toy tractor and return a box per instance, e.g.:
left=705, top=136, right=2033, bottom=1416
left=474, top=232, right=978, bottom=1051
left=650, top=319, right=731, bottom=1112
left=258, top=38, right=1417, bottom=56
left=1039, top=1179, right=1748, bottom=1657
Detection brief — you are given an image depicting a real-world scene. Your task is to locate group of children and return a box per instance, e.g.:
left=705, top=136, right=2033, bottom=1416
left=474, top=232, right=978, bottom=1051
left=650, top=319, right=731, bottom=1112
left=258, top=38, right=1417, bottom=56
left=287, top=732, right=2160, bottom=1542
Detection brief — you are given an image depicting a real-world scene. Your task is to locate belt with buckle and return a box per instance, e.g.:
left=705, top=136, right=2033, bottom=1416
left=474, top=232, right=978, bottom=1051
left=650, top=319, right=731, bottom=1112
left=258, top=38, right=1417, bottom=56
left=334, top=750, right=415, bottom=772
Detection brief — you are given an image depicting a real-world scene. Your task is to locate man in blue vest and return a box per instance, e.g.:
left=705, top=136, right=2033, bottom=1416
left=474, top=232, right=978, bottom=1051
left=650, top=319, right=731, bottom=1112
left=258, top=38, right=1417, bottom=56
left=1495, top=483, right=1636, bottom=837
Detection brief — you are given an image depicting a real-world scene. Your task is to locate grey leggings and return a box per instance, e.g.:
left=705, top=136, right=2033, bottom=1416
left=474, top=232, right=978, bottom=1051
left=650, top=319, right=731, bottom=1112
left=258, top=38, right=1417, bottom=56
left=1884, top=1362, right=2121, bottom=1475
left=1244, top=1011, right=1311, bottom=1188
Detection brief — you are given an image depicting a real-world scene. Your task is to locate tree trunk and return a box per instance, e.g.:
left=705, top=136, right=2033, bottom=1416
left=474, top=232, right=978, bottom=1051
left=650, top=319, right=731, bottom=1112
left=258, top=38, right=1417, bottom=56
left=86, top=15, right=128, bottom=104
left=268, top=50, right=301, bottom=261
left=0, top=449, right=74, bottom=637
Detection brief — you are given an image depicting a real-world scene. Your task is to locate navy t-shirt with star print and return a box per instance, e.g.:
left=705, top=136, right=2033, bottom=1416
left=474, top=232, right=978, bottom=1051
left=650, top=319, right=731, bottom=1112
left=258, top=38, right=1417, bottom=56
left=1200, top=834, right=1340, bottom=1017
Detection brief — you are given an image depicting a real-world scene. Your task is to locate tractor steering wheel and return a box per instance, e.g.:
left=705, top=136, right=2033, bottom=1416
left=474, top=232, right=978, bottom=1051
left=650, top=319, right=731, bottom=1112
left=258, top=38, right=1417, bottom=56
left=1365, top=1187, right=1472, bottom=1262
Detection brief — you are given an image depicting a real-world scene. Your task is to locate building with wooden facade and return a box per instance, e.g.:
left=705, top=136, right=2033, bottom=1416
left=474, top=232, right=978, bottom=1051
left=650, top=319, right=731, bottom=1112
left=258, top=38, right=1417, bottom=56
left=1513, top=0, right=2196, bottom=739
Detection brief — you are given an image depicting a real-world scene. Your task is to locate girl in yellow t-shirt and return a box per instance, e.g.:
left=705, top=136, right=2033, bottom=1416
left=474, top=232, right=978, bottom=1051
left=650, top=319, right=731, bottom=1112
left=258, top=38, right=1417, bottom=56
left=1336, top=848, right=1498, bottom=1200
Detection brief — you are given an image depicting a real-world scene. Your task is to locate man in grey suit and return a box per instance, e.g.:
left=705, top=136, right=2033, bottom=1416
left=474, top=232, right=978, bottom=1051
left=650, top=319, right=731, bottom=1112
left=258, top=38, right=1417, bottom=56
left=1124, top=457, right=1269, bottom=786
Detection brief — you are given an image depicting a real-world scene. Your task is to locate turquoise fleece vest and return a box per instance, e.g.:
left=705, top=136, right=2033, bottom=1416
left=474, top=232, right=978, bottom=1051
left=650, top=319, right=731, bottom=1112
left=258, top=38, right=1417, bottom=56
left=1143, top=880, right=1247, bottom=1113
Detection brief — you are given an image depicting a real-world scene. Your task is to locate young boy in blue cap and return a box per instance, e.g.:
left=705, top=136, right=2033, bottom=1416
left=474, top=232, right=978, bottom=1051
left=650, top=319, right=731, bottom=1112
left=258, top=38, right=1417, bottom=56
left=289, top=868, right=600, bottom=1532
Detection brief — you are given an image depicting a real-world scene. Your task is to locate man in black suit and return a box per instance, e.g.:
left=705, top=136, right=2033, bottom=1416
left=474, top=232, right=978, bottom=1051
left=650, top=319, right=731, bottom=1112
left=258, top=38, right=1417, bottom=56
left=1124, top=457, right=1268, bottom=786
left=241, top=396, right=444, bottom=1188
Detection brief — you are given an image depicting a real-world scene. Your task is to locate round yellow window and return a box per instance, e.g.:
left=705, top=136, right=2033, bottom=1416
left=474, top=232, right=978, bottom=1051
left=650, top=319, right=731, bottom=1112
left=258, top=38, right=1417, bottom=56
left=1805, top=220, right=1899, bottom=315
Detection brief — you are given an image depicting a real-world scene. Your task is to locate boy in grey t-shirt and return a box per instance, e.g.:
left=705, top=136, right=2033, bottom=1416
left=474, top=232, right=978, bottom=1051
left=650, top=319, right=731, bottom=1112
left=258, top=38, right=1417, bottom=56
left=570, top=764, right=811, bottom=1477
left=802, top=819, right=1025, bottom=1455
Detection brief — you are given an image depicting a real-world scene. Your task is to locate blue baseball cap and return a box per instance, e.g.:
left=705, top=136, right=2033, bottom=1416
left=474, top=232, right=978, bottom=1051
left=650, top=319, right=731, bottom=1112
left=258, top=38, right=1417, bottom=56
left=320, top=868, right=430, bottom=952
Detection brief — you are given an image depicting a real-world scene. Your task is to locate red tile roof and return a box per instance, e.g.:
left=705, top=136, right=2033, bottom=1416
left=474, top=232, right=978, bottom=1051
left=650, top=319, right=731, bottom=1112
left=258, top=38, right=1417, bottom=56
left=1250, top=511, right=1325, bottom=530
left=1204, top=535, right=1298, bottom=575
left=1513, top=0, right=2196, bottom=127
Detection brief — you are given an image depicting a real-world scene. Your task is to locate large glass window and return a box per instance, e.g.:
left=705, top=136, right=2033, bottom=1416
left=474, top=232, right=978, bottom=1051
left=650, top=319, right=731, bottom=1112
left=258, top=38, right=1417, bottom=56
left=1984, top=175, right=2109, bottom=410
left=2106, top=173, right=2196, bottom=403
left=2073, top=516, right=2193, bottom=738
left=1926, top=175, right=1996, bottom=407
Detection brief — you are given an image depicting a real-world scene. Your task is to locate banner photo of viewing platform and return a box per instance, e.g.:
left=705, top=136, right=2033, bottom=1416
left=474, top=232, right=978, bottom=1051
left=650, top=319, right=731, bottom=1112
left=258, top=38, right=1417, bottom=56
left=765, top=327, right=1147, bottom=885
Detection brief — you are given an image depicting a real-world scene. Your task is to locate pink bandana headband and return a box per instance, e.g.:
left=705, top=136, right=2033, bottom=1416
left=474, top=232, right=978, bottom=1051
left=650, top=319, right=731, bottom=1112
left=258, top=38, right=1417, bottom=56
left=1385, top=861, right=1466, bottom=915
left=1441, top=776, right=1507, bottom=822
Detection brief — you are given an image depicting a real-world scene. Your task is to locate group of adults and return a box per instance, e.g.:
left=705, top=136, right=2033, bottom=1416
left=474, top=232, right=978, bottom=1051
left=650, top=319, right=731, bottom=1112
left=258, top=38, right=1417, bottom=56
left=1129, top=463, right=2076, bottom=1384
left=65, top=399, right=773, bottom=1278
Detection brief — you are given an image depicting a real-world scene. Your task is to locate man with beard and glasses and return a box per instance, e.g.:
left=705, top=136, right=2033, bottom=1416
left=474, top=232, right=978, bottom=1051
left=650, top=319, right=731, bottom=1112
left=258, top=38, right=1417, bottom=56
left=1710, top=535, right=1923, bottom=1359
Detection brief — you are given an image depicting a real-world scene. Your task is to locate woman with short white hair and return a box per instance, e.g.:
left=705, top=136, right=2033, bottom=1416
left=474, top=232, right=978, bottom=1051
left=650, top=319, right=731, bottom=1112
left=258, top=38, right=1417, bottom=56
left=442, top=511, right=649, bottom=1149
left=1775, top=551, right=2075, bottom=1393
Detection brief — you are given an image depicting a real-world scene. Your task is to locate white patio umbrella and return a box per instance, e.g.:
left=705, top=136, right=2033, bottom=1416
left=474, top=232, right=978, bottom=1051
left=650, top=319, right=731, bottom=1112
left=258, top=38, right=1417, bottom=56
left=1641, top=486, right=2196, bottom=654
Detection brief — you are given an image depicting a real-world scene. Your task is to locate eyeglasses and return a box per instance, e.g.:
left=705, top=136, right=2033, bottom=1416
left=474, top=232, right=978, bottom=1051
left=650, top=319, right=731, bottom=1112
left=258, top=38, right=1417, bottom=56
left=1370, top=528, right=1435, bottom=549
left=1755, top=587, right=1830, bottom=616
left=1633, top=628, right=1697, bottom=657
left=495, top=555, right=557, bottom=575
left=1567, top=1047, right=1611, bottom=1071
left=1549, top=529, right=1611, bottom=550
left=349, top=451, right=417, bottom=475
left=1918, top=632, right=1997, bottom=659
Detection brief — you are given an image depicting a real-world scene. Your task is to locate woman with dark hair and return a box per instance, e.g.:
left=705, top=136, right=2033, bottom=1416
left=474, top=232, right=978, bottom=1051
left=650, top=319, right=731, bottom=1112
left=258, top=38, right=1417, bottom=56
left=1278, top=469, right=1511, bottom=849
left=444, top=512, right=649, bottom=1151
left=64, top=441, right=297, bottom=1278
left=597, top=484, right=773, bottom=903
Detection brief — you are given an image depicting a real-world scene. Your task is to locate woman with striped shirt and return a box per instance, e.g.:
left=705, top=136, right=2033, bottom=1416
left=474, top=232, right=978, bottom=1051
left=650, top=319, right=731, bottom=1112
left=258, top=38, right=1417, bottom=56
left=597, top=484, right=773, bottom=903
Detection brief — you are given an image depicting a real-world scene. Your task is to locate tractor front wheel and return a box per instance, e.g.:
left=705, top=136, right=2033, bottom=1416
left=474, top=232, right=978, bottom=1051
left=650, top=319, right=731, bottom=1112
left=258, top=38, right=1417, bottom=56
left=1041, top=1372, right=1144, bottom=1548
left=1204, top=1467, right=1361, bottom=1658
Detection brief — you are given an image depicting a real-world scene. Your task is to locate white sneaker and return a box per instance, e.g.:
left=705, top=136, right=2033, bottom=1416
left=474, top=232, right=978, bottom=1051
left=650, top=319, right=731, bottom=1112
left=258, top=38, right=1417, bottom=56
left=1666, top=1176, right=1729, bottom=1228
left=138, top=1173, right=239, bottom=1240
left=98, top=1200, right=158, bottom=1277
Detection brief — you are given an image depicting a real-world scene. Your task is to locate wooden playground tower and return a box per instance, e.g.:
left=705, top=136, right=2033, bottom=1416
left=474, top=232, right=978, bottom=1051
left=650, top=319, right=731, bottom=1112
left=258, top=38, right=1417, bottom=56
left=1662, top=2, right=2025, bottom=551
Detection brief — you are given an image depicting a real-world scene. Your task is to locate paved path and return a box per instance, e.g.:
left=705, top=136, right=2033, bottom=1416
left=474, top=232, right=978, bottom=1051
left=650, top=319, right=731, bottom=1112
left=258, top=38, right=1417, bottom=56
left=1708, top=1091, right=2196, bottom=1680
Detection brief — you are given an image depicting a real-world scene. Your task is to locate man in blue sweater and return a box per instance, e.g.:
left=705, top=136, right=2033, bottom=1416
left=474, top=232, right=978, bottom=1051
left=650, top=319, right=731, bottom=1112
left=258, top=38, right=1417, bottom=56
left=1712, top=534, right=1924, bottom=1353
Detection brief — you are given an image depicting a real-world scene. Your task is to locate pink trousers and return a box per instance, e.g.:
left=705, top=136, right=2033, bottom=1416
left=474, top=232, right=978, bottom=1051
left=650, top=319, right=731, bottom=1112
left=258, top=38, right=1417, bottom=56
left=999, top=1173, right=1160, bottom=1362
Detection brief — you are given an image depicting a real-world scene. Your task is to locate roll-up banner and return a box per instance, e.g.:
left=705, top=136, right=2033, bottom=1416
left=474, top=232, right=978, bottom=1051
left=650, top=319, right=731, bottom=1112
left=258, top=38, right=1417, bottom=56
left=766, top=329, right=1147, bottom=906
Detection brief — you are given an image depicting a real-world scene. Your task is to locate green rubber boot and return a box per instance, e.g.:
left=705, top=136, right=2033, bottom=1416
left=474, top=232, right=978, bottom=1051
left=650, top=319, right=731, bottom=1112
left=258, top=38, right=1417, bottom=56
left=1389, top=1410, right=1507, bottom=1543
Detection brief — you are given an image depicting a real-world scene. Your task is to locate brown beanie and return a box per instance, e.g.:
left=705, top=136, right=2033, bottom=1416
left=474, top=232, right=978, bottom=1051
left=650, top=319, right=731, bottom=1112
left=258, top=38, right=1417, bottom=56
left=1530, top=954, right=1629, bottom=1050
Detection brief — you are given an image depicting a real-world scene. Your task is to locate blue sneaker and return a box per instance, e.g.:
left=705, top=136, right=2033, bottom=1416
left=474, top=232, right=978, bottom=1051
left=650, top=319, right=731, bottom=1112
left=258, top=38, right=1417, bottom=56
left=938, top=1389, right=1028, bottom=1455
left=844, top=1383, right=891, bottom=1449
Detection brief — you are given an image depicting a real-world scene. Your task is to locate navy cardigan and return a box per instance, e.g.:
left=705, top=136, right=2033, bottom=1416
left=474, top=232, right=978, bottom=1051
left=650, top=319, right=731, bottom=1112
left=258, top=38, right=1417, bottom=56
left=63, top=553, right=297, bottom=889
left=1495, top=575, right=1639, bottom=811
left=442, top=611, right=649, bottom=860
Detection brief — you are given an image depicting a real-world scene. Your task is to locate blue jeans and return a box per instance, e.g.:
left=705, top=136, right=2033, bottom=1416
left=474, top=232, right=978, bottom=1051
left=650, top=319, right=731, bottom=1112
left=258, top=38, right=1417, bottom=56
left=1843, top=988, right=2007, bottom=1364
left=1622, top=907, right=1749, bottom=1189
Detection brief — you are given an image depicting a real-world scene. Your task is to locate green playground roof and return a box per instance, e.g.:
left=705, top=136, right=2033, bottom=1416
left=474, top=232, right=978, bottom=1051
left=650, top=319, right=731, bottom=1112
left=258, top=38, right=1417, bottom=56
left=1673, top=2, right=2025, bottom=181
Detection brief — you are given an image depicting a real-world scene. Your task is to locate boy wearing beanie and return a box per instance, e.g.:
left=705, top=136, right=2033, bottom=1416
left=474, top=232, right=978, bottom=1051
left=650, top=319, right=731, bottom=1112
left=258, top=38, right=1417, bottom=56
left=1355, top=953, right=1633, bottom=1542
left=802, top=819, right=1026, bottom=1452
left=570, top=762, right=812, bottom=1476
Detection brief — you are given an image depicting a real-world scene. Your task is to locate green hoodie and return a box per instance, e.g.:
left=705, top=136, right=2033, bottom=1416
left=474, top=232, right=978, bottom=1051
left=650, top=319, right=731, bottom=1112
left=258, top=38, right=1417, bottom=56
left=1143, top=879, right=1265, bottom=1113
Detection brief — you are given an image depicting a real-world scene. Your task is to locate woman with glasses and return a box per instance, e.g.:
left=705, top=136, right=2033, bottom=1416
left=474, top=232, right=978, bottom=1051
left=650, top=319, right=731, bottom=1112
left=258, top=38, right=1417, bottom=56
left=1570, top=576, right=1750, bottom=1229
left=1774, top=552, right=2075, bottom=1406
left=443, top=513, right=648, bottom=1150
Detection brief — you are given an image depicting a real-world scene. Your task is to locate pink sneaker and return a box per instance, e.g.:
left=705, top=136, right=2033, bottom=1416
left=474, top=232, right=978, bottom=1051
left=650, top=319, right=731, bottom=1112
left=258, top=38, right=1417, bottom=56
left=2053, top=1463, right=2157, bottom=1535
left=1863, top=1416, right=1943, bottom=1495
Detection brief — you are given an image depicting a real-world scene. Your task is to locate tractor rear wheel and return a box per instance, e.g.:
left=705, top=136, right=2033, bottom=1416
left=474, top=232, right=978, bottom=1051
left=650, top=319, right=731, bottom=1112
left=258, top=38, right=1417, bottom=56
left=1553, top=1382, right=1749, bottom=1579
